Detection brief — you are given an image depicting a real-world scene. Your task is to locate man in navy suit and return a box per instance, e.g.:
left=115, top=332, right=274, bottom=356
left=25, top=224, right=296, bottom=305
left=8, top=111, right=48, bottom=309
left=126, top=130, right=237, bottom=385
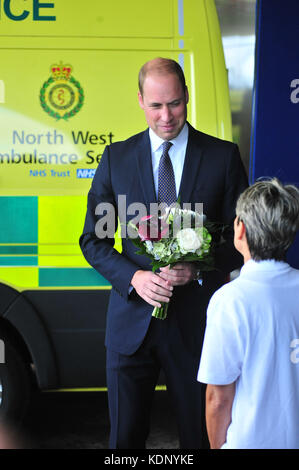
left=80, top=58, right=248, bottom=449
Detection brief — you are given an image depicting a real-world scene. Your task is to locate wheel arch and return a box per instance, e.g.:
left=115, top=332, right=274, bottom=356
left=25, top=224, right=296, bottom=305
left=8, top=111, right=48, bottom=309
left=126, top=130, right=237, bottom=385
left=0, top=283, right=59, bottom=390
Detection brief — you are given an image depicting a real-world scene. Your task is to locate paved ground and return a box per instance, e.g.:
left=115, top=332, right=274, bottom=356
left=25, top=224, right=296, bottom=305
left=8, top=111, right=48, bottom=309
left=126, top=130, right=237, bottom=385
left=17, top=390, right=179, bottom=449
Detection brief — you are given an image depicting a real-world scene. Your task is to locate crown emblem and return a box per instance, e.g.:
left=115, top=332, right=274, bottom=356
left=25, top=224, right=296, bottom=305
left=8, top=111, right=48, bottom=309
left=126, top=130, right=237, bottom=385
left=51, top=62, right=72, bottom=81
left=40, top=62, right=84, bottom=120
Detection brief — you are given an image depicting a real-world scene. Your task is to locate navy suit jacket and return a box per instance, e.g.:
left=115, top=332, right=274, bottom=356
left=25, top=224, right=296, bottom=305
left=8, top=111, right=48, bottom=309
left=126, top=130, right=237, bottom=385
left=80, top=123, right=248, bottom=357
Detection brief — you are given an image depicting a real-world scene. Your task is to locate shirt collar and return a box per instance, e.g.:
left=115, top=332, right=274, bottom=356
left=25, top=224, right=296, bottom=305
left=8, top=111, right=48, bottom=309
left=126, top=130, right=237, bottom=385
left=149, top=122, right=189, bottom=153
left=240, top=258, right=290, bottom=275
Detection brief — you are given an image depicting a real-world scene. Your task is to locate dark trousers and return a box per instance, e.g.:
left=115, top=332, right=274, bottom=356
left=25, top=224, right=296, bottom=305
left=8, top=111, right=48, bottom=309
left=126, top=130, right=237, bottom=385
left=106, top=314, right=209, bottom=449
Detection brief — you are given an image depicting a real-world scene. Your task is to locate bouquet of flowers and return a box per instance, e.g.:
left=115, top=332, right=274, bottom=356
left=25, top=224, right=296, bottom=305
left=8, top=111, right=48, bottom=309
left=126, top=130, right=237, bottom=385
left=128, top=205, right=217, bottom=319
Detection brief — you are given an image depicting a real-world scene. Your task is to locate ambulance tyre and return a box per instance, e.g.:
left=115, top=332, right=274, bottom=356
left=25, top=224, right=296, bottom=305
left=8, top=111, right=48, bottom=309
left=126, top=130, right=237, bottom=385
left=0, top=333, right=32, bottom=424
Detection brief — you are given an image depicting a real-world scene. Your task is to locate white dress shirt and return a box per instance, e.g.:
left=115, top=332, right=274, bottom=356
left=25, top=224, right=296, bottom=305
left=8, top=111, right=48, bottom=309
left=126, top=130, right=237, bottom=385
left=149, top=123, right=189, bottom=200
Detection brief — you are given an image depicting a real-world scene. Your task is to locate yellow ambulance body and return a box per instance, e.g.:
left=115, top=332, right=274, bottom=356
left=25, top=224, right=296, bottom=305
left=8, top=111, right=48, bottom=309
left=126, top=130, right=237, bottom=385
left=0, top=0, right=232, bottom=419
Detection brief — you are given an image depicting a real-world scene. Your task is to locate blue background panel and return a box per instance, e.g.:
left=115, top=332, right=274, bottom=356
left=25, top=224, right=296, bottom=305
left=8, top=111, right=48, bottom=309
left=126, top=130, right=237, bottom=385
left=250, top=0, right=299, bottom=268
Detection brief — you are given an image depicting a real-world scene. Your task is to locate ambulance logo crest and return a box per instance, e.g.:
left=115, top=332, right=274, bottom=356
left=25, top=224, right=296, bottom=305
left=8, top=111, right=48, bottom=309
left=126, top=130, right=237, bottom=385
left=40, top=62, right=84, bottom=120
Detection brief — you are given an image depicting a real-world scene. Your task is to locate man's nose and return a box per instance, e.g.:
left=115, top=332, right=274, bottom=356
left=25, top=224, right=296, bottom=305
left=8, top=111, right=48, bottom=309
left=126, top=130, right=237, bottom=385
left=160, top=106, right=172, bottom=122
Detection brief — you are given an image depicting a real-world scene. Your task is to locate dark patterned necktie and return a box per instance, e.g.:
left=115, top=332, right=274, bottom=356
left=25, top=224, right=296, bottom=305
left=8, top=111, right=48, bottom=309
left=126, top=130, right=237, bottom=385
left=158, top=141, right=176, bottom=206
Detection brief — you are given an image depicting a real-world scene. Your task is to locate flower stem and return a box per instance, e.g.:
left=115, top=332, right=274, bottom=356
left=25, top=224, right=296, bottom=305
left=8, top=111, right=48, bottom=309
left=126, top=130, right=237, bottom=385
left=152, top=302, right=169, bottom=320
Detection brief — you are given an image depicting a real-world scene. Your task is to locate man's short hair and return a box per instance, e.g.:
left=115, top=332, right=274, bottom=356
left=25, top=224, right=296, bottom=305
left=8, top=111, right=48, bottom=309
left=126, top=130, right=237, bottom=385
left=138, top=57, right=186, bottom=96
left=236, top=178, right=299, bottom=261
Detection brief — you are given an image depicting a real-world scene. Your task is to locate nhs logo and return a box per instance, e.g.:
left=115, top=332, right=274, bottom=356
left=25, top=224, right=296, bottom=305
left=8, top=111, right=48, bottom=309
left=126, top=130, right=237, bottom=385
left=77, top=169, right=96, bottom=179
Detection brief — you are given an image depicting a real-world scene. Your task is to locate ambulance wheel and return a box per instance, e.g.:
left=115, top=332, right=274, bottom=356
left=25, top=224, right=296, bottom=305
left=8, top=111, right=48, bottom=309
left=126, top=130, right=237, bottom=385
left=0, top=334, right=32, bottom=424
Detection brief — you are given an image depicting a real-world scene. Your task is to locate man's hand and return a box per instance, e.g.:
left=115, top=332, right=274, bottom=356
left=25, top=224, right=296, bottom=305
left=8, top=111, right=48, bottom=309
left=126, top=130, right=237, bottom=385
left=159, top=262, right=197, bottom=286
left=131, top=270, right=173, bottom=307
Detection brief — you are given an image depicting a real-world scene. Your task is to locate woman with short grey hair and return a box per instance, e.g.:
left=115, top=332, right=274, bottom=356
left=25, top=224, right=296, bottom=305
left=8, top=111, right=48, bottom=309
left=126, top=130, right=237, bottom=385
left=198, top=178, right=299, bottom=449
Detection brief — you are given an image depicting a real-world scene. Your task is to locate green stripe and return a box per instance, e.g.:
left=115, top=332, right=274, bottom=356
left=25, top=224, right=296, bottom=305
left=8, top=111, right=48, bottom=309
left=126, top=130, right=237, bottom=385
left=0, top=196, right=38, bottom=244
left=0, top=256, right=38, bottom=266
left=39, top=268, right=111, bottom=287
left=0, top=245, right=38, bottom=255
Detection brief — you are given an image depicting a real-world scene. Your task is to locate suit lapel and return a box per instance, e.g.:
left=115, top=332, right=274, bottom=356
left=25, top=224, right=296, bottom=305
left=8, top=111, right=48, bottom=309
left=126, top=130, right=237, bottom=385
left=135, top=129, right=157, bottom=206
left=178, top=124, right=203, bottom=205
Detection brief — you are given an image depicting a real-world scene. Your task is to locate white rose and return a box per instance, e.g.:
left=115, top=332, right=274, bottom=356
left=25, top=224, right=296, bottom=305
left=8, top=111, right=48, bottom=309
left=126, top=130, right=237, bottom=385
left=176, top=228, right=202, bottom=253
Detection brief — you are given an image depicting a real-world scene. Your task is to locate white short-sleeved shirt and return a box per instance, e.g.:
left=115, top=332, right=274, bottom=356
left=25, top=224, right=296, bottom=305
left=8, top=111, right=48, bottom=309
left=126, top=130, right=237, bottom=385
left=197, top=259, right=299, bottom=449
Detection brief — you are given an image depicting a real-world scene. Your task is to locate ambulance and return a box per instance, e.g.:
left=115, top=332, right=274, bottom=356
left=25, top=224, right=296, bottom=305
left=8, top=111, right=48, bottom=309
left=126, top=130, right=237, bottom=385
left=0, top=0, right=232, bottom=421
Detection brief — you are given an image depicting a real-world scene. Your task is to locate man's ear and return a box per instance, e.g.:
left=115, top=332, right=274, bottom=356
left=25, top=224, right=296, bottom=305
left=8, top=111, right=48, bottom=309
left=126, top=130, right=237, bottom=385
left=138, top=91, right=145, bottom=110
left=185, top=86, right=189, bottom=104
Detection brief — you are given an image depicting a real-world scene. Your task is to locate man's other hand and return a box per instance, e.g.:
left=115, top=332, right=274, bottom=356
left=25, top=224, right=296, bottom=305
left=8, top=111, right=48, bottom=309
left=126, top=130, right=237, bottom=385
left=131, top=270, right=173, bottom=307
left=159, top=262, right=196, bottom=286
